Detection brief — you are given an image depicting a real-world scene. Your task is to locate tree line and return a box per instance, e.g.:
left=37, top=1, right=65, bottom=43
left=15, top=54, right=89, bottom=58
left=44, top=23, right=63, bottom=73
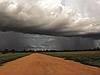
left=0, top=47, right=100, bottom=54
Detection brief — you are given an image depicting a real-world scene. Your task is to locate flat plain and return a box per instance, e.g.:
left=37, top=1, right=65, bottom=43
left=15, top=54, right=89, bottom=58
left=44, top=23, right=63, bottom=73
left=0, top=53, right=100, bottom=75
left=43, top=51, right=100, bottom=67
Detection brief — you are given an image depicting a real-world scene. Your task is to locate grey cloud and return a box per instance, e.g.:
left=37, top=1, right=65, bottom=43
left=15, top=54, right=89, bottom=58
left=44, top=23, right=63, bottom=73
left=0, top=31, right=96, bottom=50
left=0, top=0, right=100, bottom=39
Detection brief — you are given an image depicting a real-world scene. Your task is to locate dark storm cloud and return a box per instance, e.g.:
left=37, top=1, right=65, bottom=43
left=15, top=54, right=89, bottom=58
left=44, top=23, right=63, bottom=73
left=55, top=37, right=95, bottom=50
left=0, top=31, right=96, bottom=50
left=0, top=31, right=30, bottom=49
left=0, top=0, right=100, bottom=39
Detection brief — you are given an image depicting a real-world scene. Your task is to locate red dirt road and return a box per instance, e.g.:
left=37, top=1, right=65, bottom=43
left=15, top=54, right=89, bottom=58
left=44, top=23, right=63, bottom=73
left=0, top=53, right=100, bottom=75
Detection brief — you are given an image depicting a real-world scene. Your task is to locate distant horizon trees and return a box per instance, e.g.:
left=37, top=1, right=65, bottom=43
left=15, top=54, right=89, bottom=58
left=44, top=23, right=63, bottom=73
left=0, top=47, right=100, bottom=53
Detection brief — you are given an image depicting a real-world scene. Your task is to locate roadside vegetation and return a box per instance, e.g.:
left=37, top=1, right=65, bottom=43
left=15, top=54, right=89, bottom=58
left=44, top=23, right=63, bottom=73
left=0, top=52, right=31, bottom=66
left=0, top=48, right=100, bottom=67
left=43, top=51, right=100, bottom=67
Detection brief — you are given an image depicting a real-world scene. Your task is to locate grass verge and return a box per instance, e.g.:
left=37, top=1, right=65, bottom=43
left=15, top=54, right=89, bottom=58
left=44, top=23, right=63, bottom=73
left=43, top=51, right=100, bottom=67
left=0, top=53, right=31, bottom=66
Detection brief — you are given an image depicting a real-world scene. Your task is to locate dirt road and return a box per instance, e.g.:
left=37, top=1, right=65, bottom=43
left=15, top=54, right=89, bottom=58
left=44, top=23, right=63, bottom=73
left=0, top=53, right=100, bottom=75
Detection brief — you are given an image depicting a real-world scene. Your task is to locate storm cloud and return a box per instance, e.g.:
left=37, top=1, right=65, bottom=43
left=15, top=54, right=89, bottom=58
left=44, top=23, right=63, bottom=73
left=0, top=0, right=100, bottom=39
left=0, top=31, right=96, bottom=50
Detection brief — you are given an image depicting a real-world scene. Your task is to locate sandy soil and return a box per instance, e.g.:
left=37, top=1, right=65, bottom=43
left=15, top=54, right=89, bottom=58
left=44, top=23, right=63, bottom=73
left=0, top=53, right=100, bottom=75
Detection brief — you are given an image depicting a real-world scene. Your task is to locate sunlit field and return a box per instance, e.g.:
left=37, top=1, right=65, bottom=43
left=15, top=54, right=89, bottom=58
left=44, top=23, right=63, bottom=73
left=43, top=51, right=100, bottom=67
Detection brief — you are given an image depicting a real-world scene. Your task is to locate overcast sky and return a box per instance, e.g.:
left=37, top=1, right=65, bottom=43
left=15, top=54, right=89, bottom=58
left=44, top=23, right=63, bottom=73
left=0, top=0, right=100, bottom=50
left=0, top=31, right=98, bottom=50
left=0, top=0, right=100, bottom=38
